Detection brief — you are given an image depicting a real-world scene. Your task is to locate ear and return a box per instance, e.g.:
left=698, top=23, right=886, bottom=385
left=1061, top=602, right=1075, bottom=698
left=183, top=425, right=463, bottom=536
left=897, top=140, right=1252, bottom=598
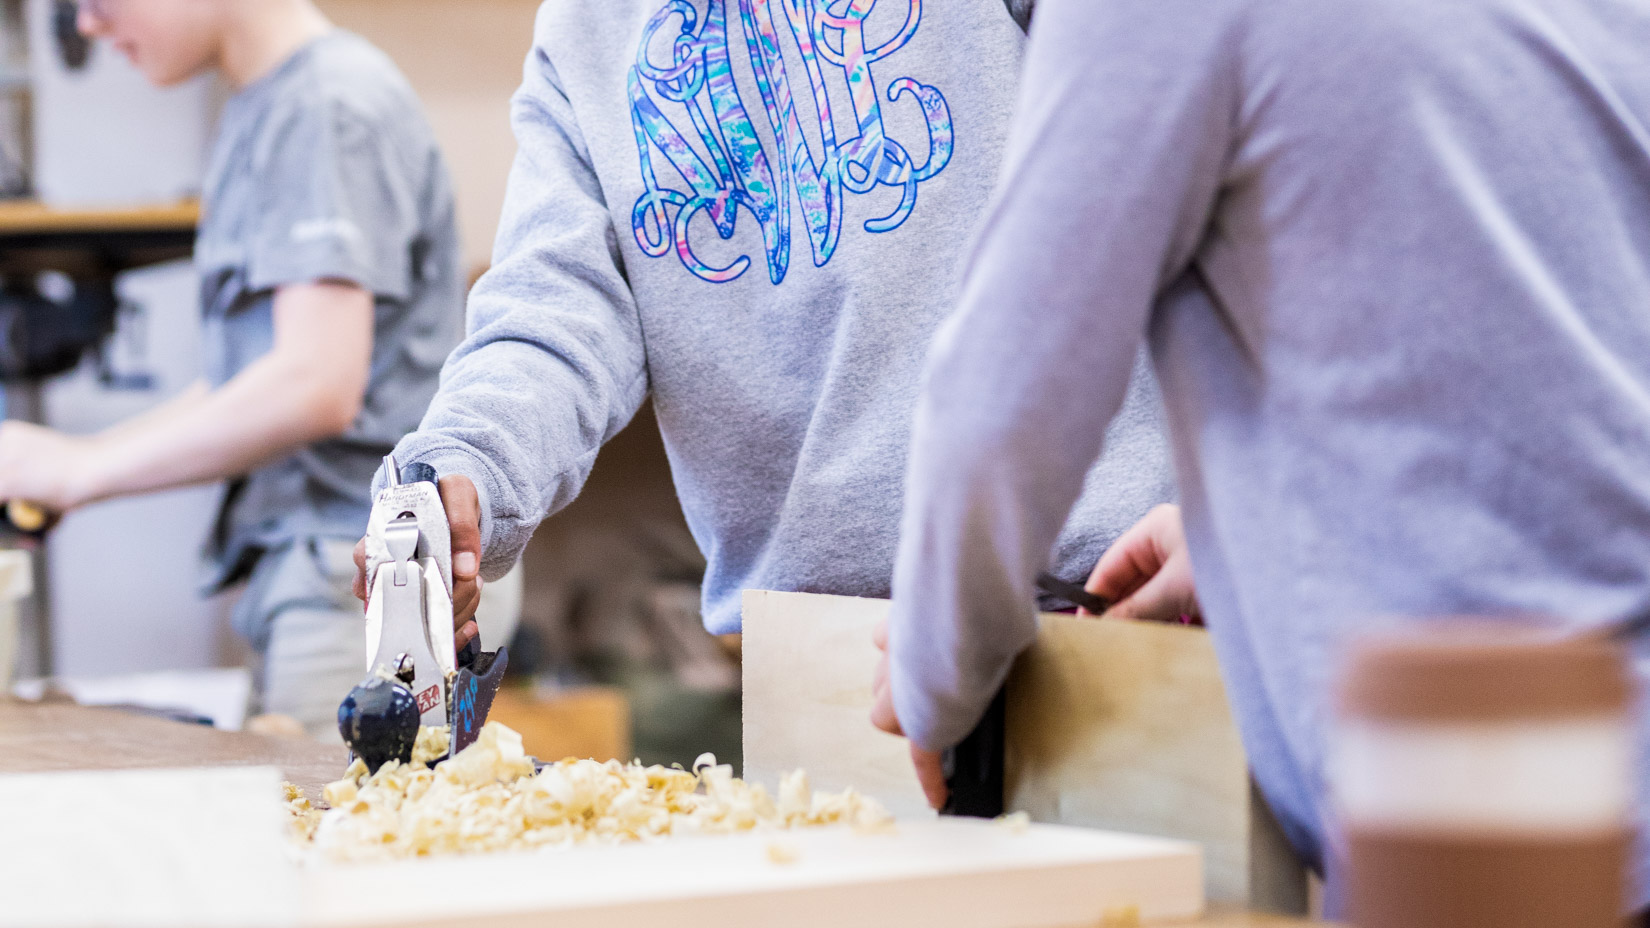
left=76, top=7, right=103, bottom=39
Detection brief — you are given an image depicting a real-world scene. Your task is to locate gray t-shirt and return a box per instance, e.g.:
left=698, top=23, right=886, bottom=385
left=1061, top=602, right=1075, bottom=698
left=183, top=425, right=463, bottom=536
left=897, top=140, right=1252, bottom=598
left=385, top=0, right=1175, bottom=635
left=195, top=31, right=463, bottom=597
left=885, top=0, right=1650, bottom=906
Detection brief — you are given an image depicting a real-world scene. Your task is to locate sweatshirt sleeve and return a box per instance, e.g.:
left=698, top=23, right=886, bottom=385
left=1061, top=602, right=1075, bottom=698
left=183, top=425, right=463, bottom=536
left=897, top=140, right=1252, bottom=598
left=888, top=0, right=1242, bottom=752
left=385, top=18, right=649, bottom=581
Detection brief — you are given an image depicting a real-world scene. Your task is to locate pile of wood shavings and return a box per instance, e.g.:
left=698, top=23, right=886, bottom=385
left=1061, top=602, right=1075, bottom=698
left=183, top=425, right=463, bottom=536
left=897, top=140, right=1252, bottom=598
left=286, top=721, right=892, bottom=861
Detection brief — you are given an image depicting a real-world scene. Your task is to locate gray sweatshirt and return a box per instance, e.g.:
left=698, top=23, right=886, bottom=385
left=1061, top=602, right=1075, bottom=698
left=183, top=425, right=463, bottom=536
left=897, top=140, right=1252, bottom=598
left=387, top=0, right=1174, bottom=634
left=887, top=0, right=1650, bottom=900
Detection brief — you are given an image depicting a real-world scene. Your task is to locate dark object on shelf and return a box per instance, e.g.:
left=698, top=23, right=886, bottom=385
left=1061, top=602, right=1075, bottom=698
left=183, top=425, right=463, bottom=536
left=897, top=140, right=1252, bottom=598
left=0, top=272, right=116, bottom=381
left=52, top=0, right=92, bottom=71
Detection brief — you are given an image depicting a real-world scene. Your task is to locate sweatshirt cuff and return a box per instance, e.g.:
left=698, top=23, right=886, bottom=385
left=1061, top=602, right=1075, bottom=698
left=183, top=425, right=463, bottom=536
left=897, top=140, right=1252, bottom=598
left=887, top=607, right=1022, bottom=755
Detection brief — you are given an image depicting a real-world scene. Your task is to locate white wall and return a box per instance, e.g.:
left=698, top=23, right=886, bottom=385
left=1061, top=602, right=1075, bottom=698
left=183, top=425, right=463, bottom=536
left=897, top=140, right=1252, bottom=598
left=25, top=0, right=215, bottom=207
left=41, top=260, right=234, bottom=676
left=319, top=0, right=541, bottom=273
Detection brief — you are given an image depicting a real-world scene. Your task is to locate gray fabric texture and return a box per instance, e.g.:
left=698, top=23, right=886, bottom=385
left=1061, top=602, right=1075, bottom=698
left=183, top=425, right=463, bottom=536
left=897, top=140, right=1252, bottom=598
left=1003, top=0, right=1033, bottom=31
left=196, top=30, right=464, bottom=614
left=886, top=0, right=1650, bottom=906
left=384, top=0, right=1175, bottom=634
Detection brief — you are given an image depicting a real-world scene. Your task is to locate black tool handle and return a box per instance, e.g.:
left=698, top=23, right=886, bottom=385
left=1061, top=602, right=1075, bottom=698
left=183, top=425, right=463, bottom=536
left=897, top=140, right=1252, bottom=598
left=942, top=684, right=1008, bottom=818
left=1036, top=572, right=1112, bottom=614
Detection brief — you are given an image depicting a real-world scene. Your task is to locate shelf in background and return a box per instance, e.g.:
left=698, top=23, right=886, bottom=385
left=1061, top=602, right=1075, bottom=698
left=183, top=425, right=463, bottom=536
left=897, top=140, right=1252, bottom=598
left=0, top=198, right=199, bottom=274
left=0, top=197, right=199, bottom=236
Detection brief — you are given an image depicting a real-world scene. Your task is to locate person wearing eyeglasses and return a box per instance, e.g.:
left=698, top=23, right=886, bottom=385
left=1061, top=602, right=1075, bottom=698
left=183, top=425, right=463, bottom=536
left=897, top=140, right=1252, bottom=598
left=0, top=0, right=518, bottom=738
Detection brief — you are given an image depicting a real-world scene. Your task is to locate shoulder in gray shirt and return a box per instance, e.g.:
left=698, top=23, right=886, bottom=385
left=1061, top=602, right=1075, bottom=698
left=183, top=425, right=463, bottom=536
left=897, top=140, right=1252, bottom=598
left=196, top=31, right=464, bottom=594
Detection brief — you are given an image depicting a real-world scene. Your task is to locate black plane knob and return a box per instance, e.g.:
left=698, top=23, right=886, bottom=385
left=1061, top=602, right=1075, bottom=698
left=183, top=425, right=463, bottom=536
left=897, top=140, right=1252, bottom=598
left=338, top=671, right=420, bottom=774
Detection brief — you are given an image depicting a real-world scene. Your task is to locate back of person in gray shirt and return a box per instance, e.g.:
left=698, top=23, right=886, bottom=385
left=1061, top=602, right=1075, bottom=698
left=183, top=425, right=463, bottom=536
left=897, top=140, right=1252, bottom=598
left=877, top=0, right=1650, bottom=910
left=373, top=0, right=1174, bottom=637
left=0, top=2, right=466, bottom=737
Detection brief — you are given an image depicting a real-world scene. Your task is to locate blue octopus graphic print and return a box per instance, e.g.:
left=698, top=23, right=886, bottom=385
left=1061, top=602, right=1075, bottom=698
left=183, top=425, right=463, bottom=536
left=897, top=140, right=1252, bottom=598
left=629, top=0, right=955, bottom=285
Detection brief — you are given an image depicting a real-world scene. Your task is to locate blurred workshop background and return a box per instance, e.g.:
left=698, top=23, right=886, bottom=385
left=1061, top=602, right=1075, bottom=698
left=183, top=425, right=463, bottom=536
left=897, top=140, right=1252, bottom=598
left=0, top=0, right=738, bottom=770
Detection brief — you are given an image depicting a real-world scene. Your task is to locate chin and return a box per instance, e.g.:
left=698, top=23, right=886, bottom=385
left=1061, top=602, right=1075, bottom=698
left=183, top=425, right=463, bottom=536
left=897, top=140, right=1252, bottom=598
left=145, top=68, right=195, bottom=87
left=114, top=46, right=202, bottom=88
left=141, top=59, right=207, bottom=88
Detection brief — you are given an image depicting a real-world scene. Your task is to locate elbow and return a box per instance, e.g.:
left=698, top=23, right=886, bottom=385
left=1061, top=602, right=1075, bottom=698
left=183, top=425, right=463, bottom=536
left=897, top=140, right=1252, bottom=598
left=284, top=365, right=364, bottom=438
left=309, top=388, right=364, bottom=438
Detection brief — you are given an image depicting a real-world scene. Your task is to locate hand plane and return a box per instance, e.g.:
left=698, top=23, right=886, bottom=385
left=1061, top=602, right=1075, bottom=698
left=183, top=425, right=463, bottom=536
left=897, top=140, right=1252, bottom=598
left=338, top=456, right=509, bottom=772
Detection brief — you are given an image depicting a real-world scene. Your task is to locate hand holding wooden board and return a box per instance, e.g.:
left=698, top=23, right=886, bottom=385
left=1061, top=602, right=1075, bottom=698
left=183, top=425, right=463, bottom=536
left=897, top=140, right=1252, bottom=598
left=741, top=590, right=1309, bottom=911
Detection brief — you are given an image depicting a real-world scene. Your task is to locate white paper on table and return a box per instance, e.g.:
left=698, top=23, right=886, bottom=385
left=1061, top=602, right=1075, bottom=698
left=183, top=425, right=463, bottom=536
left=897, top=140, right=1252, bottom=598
left=12, top=666, right=252, bottom=730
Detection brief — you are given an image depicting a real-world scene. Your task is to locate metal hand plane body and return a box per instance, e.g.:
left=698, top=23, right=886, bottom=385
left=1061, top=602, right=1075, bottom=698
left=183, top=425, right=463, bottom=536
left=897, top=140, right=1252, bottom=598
left=339, top=457, right=507, bottom=772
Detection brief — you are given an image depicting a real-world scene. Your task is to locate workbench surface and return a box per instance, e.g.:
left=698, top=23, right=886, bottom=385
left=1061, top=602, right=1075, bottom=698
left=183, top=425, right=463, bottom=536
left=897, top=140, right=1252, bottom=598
left=0, top=700, right=1329, bottom=927
left=1174, top=911, right=1326, bottom=918
left=0, top=698, right=346, bottom=798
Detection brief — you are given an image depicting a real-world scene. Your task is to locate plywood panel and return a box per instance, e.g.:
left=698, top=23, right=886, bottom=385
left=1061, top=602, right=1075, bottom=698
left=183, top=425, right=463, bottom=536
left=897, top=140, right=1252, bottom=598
left=0, top=763, right=1203, bottom=927
left=304, top=820, right=1203, bottom=927
left=0, top=701, right=346, bottom=799
left=741, top=591, right=1308, bottom=909
left=0, top=765, right=297, bottom=928
left=741, top=590, right=934, bottom=820
left=1005, top=615, right=1248, bottom=901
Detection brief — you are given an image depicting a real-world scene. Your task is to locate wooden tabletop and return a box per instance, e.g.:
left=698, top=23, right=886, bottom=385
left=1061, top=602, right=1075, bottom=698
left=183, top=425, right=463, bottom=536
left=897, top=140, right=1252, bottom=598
left=1171, top=916, right=1327, bottom=927
left=0, top=699, right=1331, bottom=927
left=0, top=698, right=346, bottom=799
left=0, top=198, right=200, bottom=235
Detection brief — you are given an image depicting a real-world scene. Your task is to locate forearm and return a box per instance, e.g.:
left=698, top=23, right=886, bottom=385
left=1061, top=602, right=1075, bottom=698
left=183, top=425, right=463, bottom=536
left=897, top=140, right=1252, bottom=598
left=82, top=354, right=356, bottom=502
left=94, top=381, right=211, bottom=442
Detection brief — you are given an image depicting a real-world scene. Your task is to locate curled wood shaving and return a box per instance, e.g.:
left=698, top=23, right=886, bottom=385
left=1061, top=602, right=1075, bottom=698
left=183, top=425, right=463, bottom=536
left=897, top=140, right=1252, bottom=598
left=996, top=811, right=1032, bottom=833
left=291, top=721, right=892, bottom=861
left=411, top=725, right=449, bottom=766
left=765, top=841, right=801, bottom=865
left=1100, top=905, right=1142, bottom=928
left=283, top=782, right=322, bottom=842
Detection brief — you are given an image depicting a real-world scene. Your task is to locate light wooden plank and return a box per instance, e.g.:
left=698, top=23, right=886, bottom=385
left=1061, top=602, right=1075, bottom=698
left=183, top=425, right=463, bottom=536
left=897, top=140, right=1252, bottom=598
left=0, top=766, right=297, bottom=928
left=1005, top=615, right=1249, bottom=901
left=0, top=702, right=348, bottom=800
left=742, top=590, right=935, bottom=820
left=741, top=591, right=1307, bottom=908
left=0, top=198, right=200, bottom=235
left=0, top=763, right=1202, bottom=928
left=301, top=820, right=1203, bottom=928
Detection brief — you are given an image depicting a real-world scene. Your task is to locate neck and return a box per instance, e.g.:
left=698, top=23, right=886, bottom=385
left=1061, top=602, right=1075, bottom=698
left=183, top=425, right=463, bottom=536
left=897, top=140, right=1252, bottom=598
left=216, top=0, right=331, bottom=89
